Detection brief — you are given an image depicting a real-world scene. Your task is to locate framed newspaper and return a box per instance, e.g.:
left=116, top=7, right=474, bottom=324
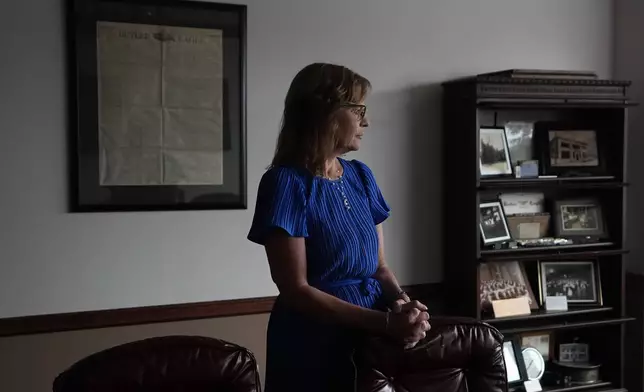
left=66, top=0, right=247, bottom=211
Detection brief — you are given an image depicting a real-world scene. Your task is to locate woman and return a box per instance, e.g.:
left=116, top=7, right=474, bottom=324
left=248, top=63, right=430, bottom=392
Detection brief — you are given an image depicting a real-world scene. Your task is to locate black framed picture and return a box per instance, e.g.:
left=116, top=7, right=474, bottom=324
left=502, top=335, right=529, bottom=387
left=538, top=260, right=602, bottom=306
left=479, top=201, right=512, bottom=245
left=534, top=121, right=607, bottom=177
left=66, top=0, right=247, bottom=212
left=479, top=126, right=513, bottom=178
left=552, top=198, right=606, bottom=239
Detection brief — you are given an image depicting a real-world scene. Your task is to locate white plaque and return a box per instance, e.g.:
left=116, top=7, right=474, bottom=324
left=545, top=296, right=568, bottom=312
left=524, top=379, right=543, bottom=392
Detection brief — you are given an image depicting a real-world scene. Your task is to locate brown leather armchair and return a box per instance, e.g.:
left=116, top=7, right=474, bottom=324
left=355, top=316, right=507, bottom=392
left=53, top=317, right=504, bottom=392
left=52, top=335, right=261, bottom=392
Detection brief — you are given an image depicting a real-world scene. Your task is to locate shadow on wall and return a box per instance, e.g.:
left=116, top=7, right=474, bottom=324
left=365, top=84, right=442, bottom=283
left=625, top=80, right=644, bottom=275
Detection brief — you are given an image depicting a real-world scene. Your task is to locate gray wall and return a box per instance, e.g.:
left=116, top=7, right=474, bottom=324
left=0, top=0, right=614, bottom=319
left=614, top=0, right=644, bottom=275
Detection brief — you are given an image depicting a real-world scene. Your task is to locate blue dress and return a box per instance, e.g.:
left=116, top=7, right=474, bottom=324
left=247, top=158, right=390, bottom=392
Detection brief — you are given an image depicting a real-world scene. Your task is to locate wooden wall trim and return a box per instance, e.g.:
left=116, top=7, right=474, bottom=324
left=0, top=282, right=441, bottom=338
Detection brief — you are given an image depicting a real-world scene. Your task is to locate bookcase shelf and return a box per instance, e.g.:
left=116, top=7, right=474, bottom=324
left=484, top=307, right=614, bottom=324
left=542, top=381, right=614, bottom=392
left=441, top=70, right=634, bottom=391
left=497, top=317, right=634, bottom=335
left=478, top=243, right=627, bottom=262
left=477, top=177, right=626, bottom=190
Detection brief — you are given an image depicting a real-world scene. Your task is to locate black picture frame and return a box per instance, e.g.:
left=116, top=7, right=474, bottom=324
left=502, top=335, right=529, bottom=388
left=537, top=260, right=603, bottom=306
left=534, top=121, right=607, bottom=177
left=479, top=126, right=514, bottom=178
left=479, top=200, right=512, bottom=245
left=552, top=198, right=607, bottom=240
left=66, top=0, right=247, bottom=212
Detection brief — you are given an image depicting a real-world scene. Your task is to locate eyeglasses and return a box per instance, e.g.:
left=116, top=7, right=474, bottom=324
left=338, top=102, right=367, bottom=120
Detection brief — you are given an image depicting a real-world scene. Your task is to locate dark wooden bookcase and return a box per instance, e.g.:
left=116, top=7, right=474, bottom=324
left=441, top=70, right=636, bottom=391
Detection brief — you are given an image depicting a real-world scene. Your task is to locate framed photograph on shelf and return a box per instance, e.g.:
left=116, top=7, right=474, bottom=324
left=500, top=192, right=549, bottom=240
left=534, top=121, right=608, bottom=177
left=479, top=127, right=513, bottom=178
left=559, top=342, right=590, bottom=363
left=538, top=260, right=602, bottom=306
left=520, top=331, right=554, bottom=360
left=66, top=0, right=247, bottom=212
left=479, top=261, right=538, bottom=311
left=502, top=336, right=529, bottom=387
left=552, top=198, right=606, bottom=240
left=504, top=121, right=535, bottom=169
left=499, top=192, right=545, bottom=216
left=479, top=201, right=512, bottom=245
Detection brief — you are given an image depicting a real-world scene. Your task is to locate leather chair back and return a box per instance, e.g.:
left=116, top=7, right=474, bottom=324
left=356, top=316, right=507, bottom=392
left=53, top=335, right=261, bottom=392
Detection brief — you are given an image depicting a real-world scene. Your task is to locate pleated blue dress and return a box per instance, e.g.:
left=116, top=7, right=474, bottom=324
left=247, top=157, right=390, bottom=392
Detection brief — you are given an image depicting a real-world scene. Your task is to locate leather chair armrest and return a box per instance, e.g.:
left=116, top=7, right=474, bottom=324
left=355, top=316, right=507, bottom=392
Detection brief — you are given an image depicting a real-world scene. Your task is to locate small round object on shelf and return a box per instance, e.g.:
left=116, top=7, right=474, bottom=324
left=522, top=346, right=546, bottom=380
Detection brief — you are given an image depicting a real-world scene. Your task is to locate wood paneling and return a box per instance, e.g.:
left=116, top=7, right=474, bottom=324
left=0, top=283, right=442, bottom=337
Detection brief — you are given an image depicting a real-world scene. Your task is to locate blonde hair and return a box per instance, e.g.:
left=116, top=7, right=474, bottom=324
left=270, top=63, right=371, bottom=173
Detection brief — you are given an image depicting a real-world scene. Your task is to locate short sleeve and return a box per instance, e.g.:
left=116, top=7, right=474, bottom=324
left=352, top=160, right=391, bottom=225
left=247, top=167, right=309, bottom=245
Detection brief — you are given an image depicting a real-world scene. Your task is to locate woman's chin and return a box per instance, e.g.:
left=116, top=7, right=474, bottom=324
left=348, top=139, right=362, bottom=151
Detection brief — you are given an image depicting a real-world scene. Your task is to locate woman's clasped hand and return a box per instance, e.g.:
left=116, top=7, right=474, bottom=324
left=387, top=300, right=431, bottom=348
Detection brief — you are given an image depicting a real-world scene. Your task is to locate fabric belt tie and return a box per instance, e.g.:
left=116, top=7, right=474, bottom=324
left=314, top=277, right=378, bottom=296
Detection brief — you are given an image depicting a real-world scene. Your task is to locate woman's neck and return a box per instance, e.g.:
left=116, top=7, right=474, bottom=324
left=320, top=157, right=342, bottom=179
